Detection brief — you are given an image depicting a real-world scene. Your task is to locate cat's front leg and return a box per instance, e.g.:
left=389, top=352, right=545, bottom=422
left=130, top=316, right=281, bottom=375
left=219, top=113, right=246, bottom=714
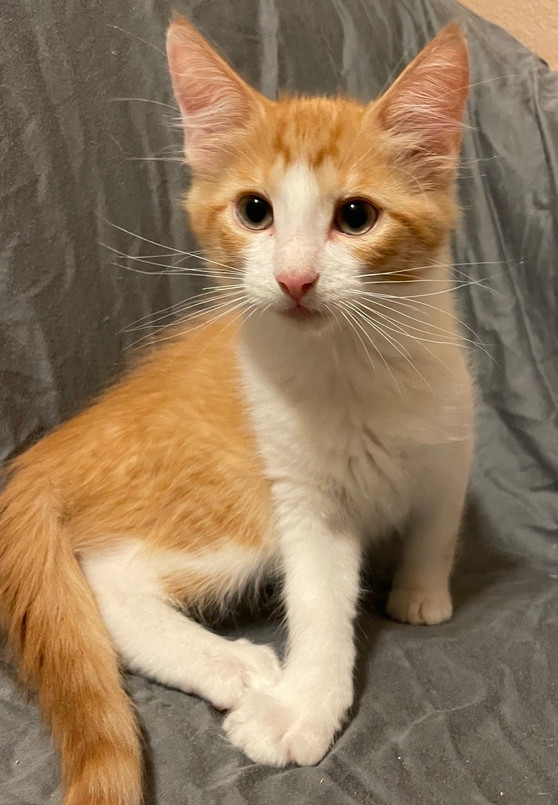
left=224, top=490, right=362, bottom=766
left=387, top=439, right=473, bottom=625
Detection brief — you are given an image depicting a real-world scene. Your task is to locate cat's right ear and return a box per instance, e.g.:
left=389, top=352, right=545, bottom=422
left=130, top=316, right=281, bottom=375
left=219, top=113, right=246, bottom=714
left=166, top=17, right=264, bottom=175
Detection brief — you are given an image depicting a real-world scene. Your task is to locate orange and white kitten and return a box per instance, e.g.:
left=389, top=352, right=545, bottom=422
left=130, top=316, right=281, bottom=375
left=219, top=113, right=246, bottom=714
left=0, top=17, right=474, bottom=805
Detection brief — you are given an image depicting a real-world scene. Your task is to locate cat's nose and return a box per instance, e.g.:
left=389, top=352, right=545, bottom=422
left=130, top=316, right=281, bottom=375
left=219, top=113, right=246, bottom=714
left=276, top=272, right=319, bottom=303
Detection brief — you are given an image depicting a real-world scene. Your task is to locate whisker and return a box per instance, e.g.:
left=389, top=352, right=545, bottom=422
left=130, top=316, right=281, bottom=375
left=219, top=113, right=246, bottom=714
left=380, top=296, right=497, bottom=365
left=125, top=250, right=205, bottom=261
left=343, top=300, right=413, bottom=363
left=468, top=74, right=523, bottom=90
left=362, top=296, right=487, bottom=354
left=189, top=301, right=260, bottom=358
left=355, top=297, right=463, bottom=343
left=102, top=243, right=206, bottom=263
left=357, top=269, right=503, bottom=296
left=99, top=219, right=195, bottom=254
left=360, top=279, right=503, bottom=300
left=359, top=274, right=501, bottom=293
left=109, top=262, right=230, bottom=279
left=113, top=259, right=236, bottom=278
left=129, top=156, right=186, bottom=164
left=338, top=302, right=402, bottom=396
left=124, top=287, right=247, bottom=332
left=334, top=305, right=377, bottom=376
left=349, top=300, right=455, bottom=375
left=125, top=295, right=252, bottom=350
left=109, top=97, right=179, bottom=111
left=342, top=301, right=434, bottom=394
left=164, top=296, right=254, bottom=339
left=99, top=219, right=239, bottom=271
left=353, top=256, right=510, bottom=282
left=105, top=24, right=166, bottom=56
left=105, top=248, right=226, bottom=276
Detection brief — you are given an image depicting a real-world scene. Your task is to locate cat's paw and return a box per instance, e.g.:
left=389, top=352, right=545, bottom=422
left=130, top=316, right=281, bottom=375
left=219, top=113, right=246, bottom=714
left=386, top=587, right=453, bottom=625
left=223, top=689, right=338, bottom=766
left=203, top=640, right=281, bottom=711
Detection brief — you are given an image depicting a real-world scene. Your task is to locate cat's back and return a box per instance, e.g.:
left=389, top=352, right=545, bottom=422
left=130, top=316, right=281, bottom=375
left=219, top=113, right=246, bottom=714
left=3, top=315, right=272, bottom=552
left=17, top=314, right=244, bottom=456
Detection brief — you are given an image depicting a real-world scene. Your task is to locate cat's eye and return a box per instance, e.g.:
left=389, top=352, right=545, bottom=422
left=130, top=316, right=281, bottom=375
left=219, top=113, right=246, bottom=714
left=236, top=195, right=274, bottom=231
left=335, top=199, right=378, bottom=236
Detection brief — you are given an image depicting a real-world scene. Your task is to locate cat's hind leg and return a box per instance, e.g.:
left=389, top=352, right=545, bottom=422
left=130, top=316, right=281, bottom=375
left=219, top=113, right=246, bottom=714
left=81, top=540, right=280, bottom=710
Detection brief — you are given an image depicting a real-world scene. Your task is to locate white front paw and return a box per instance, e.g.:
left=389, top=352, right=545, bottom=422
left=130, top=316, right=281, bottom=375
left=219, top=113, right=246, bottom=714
left=203, top=640, right=281, bottom=711
left=223, top=688, right=346, bottom=766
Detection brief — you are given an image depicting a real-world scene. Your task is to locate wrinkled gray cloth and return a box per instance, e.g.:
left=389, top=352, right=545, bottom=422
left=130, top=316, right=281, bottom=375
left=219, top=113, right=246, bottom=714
left=1, top=0, right=557, bottom=803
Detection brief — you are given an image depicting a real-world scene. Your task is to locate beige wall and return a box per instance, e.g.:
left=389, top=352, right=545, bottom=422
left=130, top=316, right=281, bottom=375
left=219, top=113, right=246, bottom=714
left=461, top=0, right=558, bottom=68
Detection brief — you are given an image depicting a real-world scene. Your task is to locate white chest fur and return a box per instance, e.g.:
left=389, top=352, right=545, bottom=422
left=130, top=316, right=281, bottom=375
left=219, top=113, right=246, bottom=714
left=239, top=312, right=473, bottom=539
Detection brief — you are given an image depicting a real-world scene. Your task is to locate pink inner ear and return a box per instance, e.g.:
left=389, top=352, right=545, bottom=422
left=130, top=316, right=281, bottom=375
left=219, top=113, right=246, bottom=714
left=166, top=18, right=260, bottom=172
left=375, top=26, right=470, bottom=174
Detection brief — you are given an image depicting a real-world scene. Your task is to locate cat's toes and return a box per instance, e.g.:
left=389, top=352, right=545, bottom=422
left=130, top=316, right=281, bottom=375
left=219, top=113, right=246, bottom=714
left=203, top=640, right=281, bottom=711
left=386, top=587, right=453, bottom=625
left=232, top=639, right=282, bottom=692
left=223, top=690, right=336, bottom=766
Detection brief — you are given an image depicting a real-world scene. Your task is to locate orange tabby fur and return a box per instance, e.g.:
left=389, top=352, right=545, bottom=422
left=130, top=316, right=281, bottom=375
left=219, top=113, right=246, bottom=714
left=186, top=94, right=458, bottom=279
left=0, top=317, right=271, bottom=804
left=0, top=18, right=469, bottom=805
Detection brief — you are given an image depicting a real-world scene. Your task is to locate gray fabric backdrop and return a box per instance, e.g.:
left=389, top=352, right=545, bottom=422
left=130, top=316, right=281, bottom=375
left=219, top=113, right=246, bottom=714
left=1, top=0, right=557, bottom=803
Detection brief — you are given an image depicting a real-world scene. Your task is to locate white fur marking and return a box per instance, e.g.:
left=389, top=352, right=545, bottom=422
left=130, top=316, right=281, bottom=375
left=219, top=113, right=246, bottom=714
left=81, top=541, right=280, bottom=710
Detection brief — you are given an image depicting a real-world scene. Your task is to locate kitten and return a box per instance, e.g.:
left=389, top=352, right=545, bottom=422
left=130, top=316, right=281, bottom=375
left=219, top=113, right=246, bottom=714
left=0, top=16, right=474, bottom=805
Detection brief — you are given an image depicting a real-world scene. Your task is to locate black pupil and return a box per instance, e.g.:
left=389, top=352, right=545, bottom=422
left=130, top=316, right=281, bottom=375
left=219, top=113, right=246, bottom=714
left=342, top=201, right=369, bottom=230
left=245, top=196, right=269, bottom=224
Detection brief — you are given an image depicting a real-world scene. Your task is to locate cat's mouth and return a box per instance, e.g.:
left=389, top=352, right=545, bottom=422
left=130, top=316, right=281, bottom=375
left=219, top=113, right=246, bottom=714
left=280, top=302, right=327, bottom=325
left=286, top=305, right=317, bottom=318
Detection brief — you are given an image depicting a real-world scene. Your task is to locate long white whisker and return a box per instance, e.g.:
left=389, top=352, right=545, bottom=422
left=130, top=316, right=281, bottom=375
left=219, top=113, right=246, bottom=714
left=123, top=291, right=221, bottom=332
left=129, top=156, right=186, bottom=164
left=349, top=301, right=454, bottom=376
left=355, top=298, right=461, bottom=344
left=380, top=295, right=496, bottom=364
left=338, top=302, right=402, bottom=396
left=125, top=295, right=252, bottom=350
left=99, top=220, right=239, bottom=271
left=109, top=262, right=233, bottom=279
left=103, top=245, right=237, bottom=277
left=167, top=296, right=254, bottom=339
left=361, top=296, right=491, bottom=358
left=355, top=257, right=511, bottom=285
left=104, top=24, right=166, bottom=56
left=358, top=273, right=501, bottom=293
left=125, top=288, right=247, bottom=332
left=343, top=301, right=413, bottom=363
left=360, top=278, right=503, bottom=298
left=334, top=305, right=377, bottom=376
left=355, top=261, right=504, bottom=283
left=190, top=301, right=260, bottom=358
left=109, top=97, right=179, bottom=111
left=342, top=301, right=434, bottom=394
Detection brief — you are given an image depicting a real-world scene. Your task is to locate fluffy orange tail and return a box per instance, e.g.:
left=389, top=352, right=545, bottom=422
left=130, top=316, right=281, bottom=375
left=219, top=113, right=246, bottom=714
left=0, top=466, right=142, bottom=805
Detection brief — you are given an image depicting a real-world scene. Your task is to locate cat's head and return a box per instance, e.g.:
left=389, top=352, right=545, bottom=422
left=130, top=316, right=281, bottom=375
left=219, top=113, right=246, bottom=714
left=167, top=17, right=469, bottom=328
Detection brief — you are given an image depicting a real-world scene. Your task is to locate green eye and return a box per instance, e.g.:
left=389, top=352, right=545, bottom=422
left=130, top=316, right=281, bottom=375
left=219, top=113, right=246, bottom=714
left=335, top=199, right=378, bottom=235
left=236, top=195, right=274, bottom=230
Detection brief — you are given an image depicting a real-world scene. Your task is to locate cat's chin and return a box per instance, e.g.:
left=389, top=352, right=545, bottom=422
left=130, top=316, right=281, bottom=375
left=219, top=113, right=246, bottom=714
left=276, top=305, right=333, bottom=333
left=283, top=306, right=321, bottom=321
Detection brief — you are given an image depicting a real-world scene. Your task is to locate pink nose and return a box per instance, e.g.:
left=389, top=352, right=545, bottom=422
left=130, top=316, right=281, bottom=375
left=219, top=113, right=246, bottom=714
left=276, top=272, right=319, bottom=303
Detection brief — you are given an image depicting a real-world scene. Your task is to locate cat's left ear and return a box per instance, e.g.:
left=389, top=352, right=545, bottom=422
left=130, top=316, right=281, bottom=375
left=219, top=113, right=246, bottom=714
left=166, top=17, right=265, bottom=174
left=370, top=24, right=470, bottom=187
